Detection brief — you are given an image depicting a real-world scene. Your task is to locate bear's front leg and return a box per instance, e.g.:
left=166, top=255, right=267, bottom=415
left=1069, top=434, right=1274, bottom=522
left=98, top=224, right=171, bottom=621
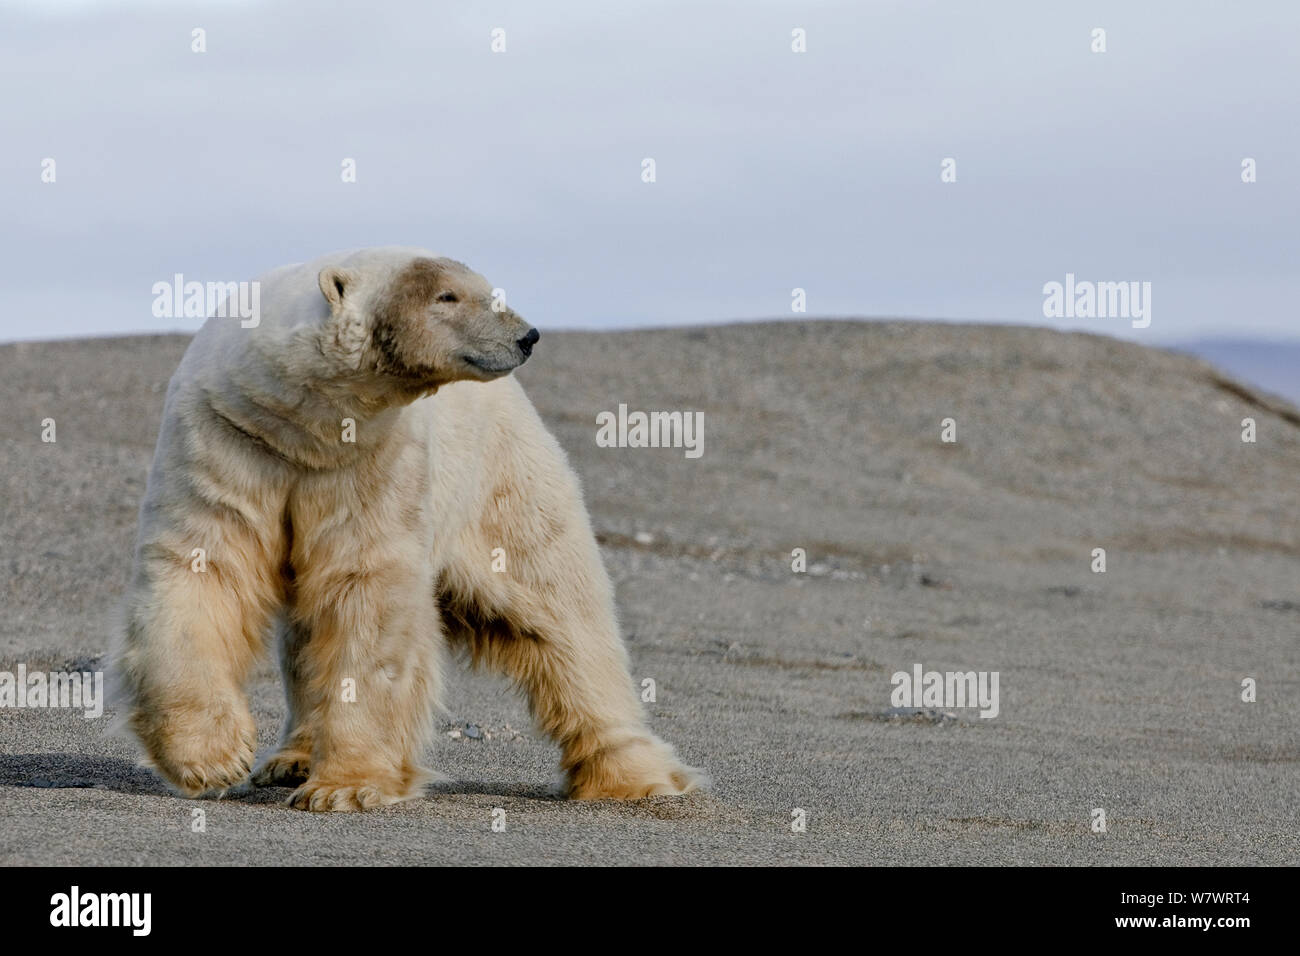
left=285, top=493, right=442, bottom=812
left=120, top=533, right=282, bottom=797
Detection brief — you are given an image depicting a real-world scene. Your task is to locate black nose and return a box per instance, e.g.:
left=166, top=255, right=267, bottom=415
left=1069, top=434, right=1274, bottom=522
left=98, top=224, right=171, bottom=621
left=517, top=327, right=540, bottom=357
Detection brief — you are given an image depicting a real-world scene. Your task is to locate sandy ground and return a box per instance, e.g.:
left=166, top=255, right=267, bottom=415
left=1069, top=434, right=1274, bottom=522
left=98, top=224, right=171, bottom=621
left=0, top=320, right=1296, bottom=866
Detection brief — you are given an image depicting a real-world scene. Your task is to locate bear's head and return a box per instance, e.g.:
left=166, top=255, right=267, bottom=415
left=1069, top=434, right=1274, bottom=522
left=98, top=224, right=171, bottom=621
left=316, top=255, right=539, bottom=396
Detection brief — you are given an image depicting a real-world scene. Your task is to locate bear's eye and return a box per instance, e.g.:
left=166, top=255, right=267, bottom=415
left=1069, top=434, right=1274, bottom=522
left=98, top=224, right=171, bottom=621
left=437, top=292, right=459, bottom=303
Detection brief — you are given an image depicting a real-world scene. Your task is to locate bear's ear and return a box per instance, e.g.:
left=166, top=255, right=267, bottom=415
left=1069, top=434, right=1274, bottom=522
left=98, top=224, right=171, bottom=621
left=317, top=267, right=355, bottom=310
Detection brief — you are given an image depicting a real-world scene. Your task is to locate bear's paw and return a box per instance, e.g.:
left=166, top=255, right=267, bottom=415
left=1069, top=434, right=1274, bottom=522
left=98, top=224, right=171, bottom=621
left=566, top=734, right=706, bottom=800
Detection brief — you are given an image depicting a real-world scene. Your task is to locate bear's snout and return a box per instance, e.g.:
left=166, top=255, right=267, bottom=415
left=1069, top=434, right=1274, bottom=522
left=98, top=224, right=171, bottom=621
left=517, top=327, right=540, bottom=358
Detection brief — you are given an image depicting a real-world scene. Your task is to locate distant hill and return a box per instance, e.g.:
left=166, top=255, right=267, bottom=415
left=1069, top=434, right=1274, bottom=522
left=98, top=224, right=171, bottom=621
left=1171, top=338, right=1300, bottom=405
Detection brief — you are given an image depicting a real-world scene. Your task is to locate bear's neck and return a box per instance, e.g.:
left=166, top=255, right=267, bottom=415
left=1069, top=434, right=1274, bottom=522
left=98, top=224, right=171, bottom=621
left=204, top=357, right=422, bottom=472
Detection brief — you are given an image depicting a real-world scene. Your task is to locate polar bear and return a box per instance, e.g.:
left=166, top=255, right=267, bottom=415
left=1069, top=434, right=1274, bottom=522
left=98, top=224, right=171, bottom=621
left=116, top=247, right=702, bottom=811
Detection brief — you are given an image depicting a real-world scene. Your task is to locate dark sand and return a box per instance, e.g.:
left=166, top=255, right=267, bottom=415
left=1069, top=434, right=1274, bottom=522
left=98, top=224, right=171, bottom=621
left=1, top=321, right=1296, bottom=865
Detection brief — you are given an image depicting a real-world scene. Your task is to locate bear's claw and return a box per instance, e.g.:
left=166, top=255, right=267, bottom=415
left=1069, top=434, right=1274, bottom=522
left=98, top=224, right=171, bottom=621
left=252, top=751, right=311, bottom=787
left=288, top=780, right=392, bottom=812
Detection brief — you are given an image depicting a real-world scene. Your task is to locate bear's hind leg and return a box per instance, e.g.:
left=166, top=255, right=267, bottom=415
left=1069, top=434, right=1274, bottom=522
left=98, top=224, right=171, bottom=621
left=439, top=460, right=704, bottom=799
left=251, top=616, right=313, bottom=787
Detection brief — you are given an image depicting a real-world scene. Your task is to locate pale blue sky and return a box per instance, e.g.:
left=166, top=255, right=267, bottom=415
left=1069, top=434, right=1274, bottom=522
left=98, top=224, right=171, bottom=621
left=2, top=0, right=1297, bottom=344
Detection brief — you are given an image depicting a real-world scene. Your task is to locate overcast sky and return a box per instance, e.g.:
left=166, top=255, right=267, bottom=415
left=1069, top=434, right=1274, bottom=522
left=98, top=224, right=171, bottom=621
left=2, top=0, right=1297, bottom=344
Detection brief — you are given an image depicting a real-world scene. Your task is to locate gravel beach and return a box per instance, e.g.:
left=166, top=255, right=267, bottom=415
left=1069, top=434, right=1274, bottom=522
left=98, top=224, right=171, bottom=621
left=1, top=321, right=1296, bottom=865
